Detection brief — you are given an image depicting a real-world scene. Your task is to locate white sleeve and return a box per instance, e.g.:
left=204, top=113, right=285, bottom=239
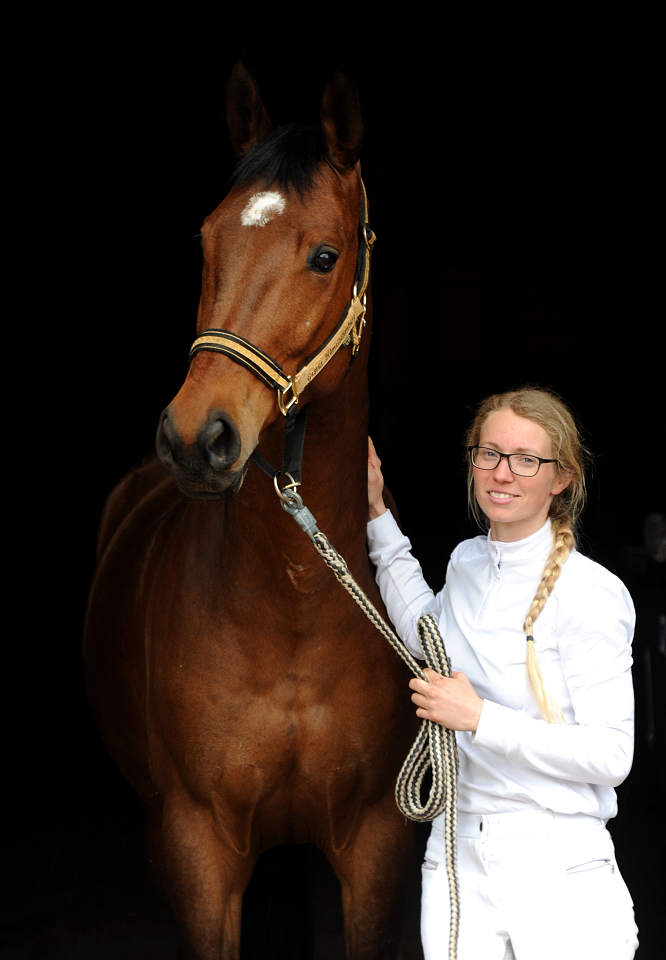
left=366, top=511, right=444, bottom=661
left=473, top=571, right=635, bottom=788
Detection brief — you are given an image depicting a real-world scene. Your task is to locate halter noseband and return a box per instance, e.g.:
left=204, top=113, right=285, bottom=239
left=188, top=179, right=376, bottom=418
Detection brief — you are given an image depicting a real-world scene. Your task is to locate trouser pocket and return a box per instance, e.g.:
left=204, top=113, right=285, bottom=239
left=566, top=856, right=615, bottom=875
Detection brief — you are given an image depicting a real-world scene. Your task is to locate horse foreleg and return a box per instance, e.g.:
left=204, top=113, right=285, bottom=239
left=328, top=795, right=416, bottom=960
left=146, top=800, right=254, bottom=960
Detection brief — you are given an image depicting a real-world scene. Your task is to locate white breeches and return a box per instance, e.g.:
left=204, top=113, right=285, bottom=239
left=421, top=809, right=638, bottom=960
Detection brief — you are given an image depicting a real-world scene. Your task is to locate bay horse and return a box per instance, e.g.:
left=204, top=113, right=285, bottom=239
left=84, top=62, right=417, bottom=959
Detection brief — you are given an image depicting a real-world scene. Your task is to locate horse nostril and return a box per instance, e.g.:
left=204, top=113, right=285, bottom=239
left=207, top=421, right=227, bottom=458
left=199, top=411, right=241, bottom=468
left=156, top=408, right=178, bottom=465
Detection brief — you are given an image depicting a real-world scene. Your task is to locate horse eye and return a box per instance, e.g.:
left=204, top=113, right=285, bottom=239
left=311, top=250, right=338, bottom=273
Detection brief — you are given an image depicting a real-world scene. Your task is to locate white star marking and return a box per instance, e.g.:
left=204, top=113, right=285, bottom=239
left=240, top=191, right=286, bottom=227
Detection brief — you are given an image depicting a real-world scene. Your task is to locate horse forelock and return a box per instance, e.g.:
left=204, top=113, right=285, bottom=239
left=231, top=124, right=328, bottom=197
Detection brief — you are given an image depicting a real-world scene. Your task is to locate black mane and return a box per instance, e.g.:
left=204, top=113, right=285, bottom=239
left=232, top=124, right=328, bottom=195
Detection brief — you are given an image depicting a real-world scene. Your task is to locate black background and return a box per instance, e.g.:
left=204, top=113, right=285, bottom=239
left=5, top=16, right=663, bottom=959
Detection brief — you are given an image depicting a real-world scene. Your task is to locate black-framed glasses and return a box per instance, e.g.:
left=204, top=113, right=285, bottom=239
left=468, top=445, right=558, bottom=477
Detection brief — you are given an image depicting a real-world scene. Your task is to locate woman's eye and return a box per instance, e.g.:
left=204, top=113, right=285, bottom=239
left=311, top=250, right=338, bottom=272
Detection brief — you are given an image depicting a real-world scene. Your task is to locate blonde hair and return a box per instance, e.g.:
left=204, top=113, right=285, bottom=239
left=465, top=387, right=591, bottom=724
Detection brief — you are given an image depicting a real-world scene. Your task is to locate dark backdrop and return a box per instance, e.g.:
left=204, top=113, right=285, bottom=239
left=6, top=20, right=663, bottom=959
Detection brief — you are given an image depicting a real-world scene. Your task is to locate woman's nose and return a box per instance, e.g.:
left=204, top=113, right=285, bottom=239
left=492, top=455, right=514, bottom=480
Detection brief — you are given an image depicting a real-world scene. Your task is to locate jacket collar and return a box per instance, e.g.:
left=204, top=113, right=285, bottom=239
left=486, top=518, right=553, bottom=567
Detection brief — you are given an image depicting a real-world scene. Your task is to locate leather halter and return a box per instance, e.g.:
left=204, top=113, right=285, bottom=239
left=188, top=179, right=376, bottom=418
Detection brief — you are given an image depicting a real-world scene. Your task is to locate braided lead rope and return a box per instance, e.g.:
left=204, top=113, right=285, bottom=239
left=311, top=530, right=460, bottom=960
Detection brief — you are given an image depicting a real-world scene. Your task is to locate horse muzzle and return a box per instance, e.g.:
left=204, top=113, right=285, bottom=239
left=156, top=406, right=246, bottom=499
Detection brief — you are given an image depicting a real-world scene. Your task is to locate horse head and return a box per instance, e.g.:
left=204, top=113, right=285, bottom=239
left=156, top=62, right=369, bottom=499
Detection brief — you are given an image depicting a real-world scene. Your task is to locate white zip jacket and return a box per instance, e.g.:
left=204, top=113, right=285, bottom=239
left=367, top=513, right=635, bottom=821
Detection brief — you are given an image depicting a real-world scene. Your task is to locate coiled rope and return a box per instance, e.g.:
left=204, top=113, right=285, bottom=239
left=311, top=530, right=460, bottom=960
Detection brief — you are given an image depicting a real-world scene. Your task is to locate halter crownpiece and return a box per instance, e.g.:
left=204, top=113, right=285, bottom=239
left=189, top=179, right=375, bottom=417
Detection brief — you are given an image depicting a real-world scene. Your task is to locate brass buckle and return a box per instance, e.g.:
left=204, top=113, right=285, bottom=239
left=277, top=375, right=299, bottom=417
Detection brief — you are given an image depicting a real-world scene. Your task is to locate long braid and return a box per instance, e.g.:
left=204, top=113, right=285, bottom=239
left=523, top=518, right=575, bottom=723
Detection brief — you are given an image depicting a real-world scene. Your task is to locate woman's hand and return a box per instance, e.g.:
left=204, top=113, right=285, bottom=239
left=409, top=668, right=484, bottom=732
left=368, top=437, right=388, bottom=521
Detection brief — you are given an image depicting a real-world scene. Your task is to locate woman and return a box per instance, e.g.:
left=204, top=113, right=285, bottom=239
left=367, top=388, right=638, bottom=960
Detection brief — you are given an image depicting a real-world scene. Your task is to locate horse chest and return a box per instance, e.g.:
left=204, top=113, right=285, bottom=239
left=151, top=640, right=383, bottom=754
left=146, top=654, right=386, bottom=830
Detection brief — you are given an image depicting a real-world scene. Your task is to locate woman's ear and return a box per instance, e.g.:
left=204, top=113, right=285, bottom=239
left=551, top=470, right=573, bottom=496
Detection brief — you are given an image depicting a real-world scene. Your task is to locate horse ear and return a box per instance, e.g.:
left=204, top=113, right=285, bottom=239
left=320, top=72, right=363, bottom=171
left=226, top=61, right=273, bottom=157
